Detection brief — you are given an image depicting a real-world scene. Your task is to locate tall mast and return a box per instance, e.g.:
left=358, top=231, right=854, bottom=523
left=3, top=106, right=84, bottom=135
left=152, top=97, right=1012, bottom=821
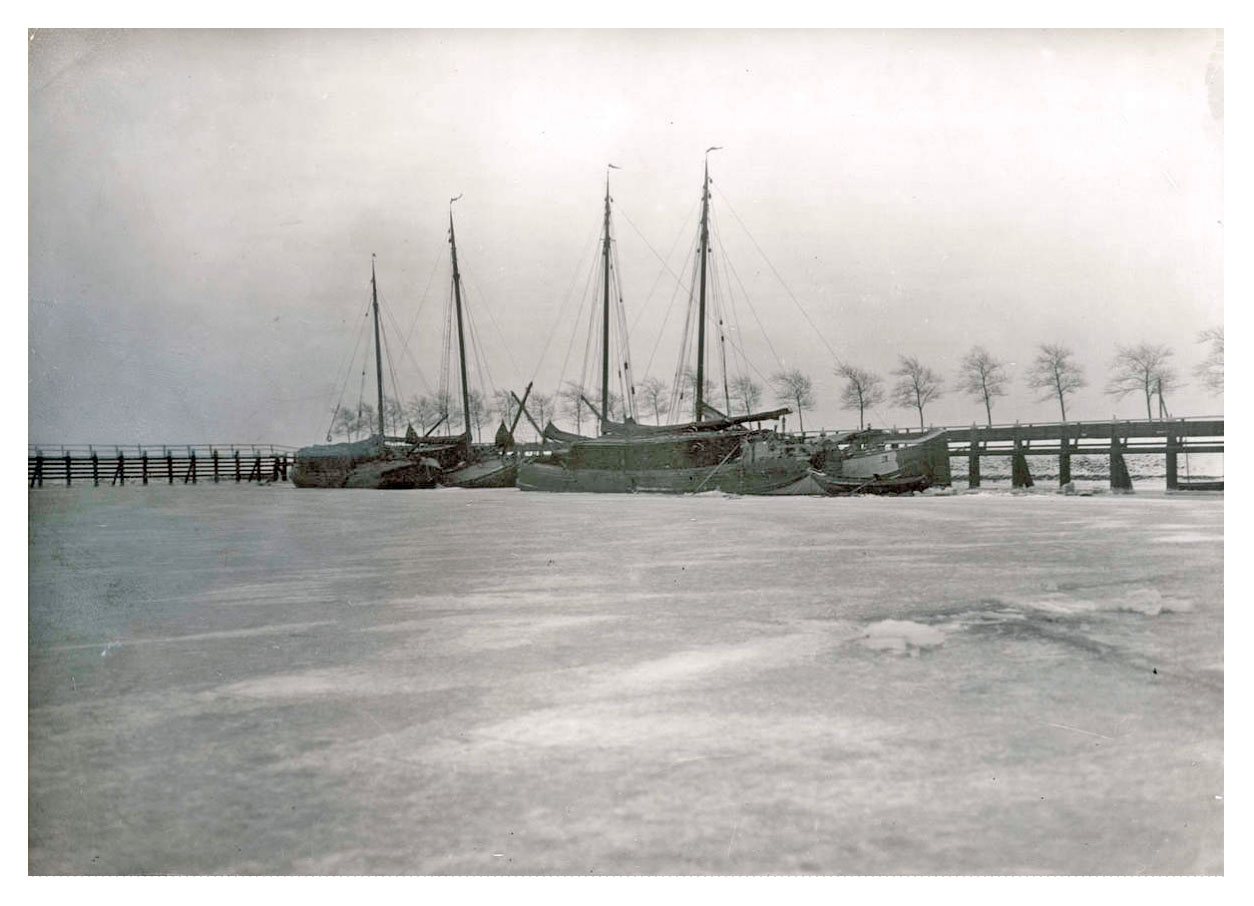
left=448, top=197, right=472, bottom=442
left=601, top=171, right=612, bottom=429
left=696, top=147, right=721, bottom=421
left=370, top=255, right=386, bottom=438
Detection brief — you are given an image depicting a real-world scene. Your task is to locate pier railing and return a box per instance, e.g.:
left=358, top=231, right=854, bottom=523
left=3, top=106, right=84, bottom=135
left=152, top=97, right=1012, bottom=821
left=28, top=444, right=295, bottom=488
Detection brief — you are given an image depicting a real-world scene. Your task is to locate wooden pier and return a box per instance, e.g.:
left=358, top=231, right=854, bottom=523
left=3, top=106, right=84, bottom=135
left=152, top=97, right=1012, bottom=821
left=844, top=417, right=1223, bottom=491
left=29, top=445, right=293, bottom=488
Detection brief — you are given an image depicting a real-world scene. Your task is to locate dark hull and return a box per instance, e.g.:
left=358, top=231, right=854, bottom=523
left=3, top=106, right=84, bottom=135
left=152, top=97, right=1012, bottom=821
left=293, top=454, right=441, bottom=489
left=1174, top=480, right=1224, bottom=491
left=445, top=458, right=519, bottom=488
left=811, top=471, right=931, bottom=496
left=516, top=459, right=808, bottom=495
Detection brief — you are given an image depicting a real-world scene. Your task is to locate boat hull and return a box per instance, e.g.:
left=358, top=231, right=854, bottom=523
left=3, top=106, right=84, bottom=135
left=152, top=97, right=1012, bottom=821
left=516, top=458, right=808, bottom=495
left=444, top=458, right=519, bottom=489
left=811, top=471, right=931, bottom=496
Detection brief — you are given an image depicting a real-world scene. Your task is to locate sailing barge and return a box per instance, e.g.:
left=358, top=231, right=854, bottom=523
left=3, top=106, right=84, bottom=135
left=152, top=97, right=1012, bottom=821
left=294, top=205, right=517, bottom=490
left=516, top=154, right=809, bottom=495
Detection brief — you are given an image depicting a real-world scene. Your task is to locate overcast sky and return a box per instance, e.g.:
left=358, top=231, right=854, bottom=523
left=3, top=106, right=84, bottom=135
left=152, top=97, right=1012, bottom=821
left=28, top=29, right=1223, bottom=445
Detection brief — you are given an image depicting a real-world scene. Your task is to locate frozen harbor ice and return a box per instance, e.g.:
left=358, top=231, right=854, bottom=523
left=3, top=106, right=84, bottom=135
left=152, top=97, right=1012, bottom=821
left=28, top=485, right=1223, bottom=874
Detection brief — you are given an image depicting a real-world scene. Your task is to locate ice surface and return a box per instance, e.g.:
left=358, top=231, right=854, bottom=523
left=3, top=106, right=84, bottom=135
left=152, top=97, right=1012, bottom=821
left=28, top=485, right=1223, bottom=874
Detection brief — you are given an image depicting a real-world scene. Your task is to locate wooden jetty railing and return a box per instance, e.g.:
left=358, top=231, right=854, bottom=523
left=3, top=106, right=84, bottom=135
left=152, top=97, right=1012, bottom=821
left=800, top=416, right=1223, bottom=491
left=28, top=444, right=294, bottom=488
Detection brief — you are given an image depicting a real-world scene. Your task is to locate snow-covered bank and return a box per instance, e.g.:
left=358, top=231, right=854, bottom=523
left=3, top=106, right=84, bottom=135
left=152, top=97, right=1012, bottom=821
left=28, top=486, right=1223, bottom=874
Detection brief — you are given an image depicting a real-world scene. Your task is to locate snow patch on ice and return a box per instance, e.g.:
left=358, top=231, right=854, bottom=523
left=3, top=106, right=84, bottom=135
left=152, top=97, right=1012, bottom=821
left=1006, top=587, right=1192, bottom=617
left=1152, top=532, right=1222, bottom=544
left=860, top=619, right=949, bottom=655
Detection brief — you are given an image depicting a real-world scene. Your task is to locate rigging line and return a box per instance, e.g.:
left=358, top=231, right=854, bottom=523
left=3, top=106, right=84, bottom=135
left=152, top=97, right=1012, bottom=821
left=461, top=274, right=523, bottom=388
left=464, top=295, right=498, bottom=410
left=378, top=317, right=405, bottom=434
left=379, top=289, right=435, bottom=396
left=610, top=240, right=638, bottom=417
left=399, top=249, right=444, bottom=356
left=713, top=183, right=842, bottom=363
left=532, top=219, right=602, bottom=385
left=641, top=230, right=700, bottom=378
left=325, top=303, right=373, bottom=438
left=457, top=276, right=500, bottom=394
left=709, top=220, right=767, bottom=390
left=668, top=260, right=700, bottom=418
left=616, top=196, right=701, bottom=336
left=443, top=281, right=458, bottom=414
left=714, top=224, right=786, bottom=373
left=707, top=258, right=733, bottom=413
left=553, top=228, right=603, bottom=394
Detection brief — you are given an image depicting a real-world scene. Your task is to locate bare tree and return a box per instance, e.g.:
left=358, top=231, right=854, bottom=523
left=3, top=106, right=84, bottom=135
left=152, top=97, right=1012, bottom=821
left=730, top=375, right=763, bottom=416
left=590, top=387, right=622, bottom=424
left=770, top=369, right=815, bottom=434
left=528, top=392, right=554, bottom=438
left=1195, top=326, right=1223, bottom=395
left=1026, top=344, right=1086, bottom=422
left=559, top=382, right=588, bottom=435
left=891, top=356, right=944, bottom=429
left=1106, top=342, right=1180, bottom=420
left=680, top=368, right=720, bottom=419
left=492, top=389, right=518, bottom=429
left=382, top=396, right=407, bottom=436
left=432, top=391, right=458, bottom=432
left=958, top=346, right=1009, bottom=427
left=637, top=376, right=670, bottom=425
left=836, top=364, right=885, bottom=430
left=406, top=394, right=441, bottom=434
left=466, top=388, right=488, bottom=441
left=331, top=404, right=355, bottom=441
left=351, top=403, right=376, bottom=440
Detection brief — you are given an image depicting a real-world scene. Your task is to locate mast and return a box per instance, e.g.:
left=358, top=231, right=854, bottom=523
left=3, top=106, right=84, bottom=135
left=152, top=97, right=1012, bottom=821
left=449, top=197, right=473, bottom=443
left=696, top=147, right=721, bottom=422
left=370, top=255, right=386, bottom=439
left=601, top=172, right=612, bottom=429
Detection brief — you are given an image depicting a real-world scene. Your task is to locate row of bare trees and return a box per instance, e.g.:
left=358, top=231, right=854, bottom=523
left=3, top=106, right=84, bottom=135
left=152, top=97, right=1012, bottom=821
left=331, top=329, right=1221, bottom=441
left=835, top=328, right=1223, bottom=430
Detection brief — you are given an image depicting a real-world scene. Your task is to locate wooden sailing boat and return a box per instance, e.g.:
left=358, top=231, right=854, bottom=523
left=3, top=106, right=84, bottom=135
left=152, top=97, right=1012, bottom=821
left=293, top=202, right=518, bottom=489
left=516, top=154, right=809, bottom=494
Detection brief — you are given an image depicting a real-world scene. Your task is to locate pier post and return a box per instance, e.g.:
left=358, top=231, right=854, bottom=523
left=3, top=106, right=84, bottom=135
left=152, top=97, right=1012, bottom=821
left=212, top=449, right=220, bottom=483
left=967, top=424, right=981, bottom=488
left=64, top=453, right=72, bottom=487
left=1165, top=422, right=1179, bottom=490
left=1058, top=424, right=1071, bottom=486
left=166, top=450, right=174, bottom=484
left=92, top=452, right=99, bottom=486
left=1110, top=427, right=1133, bottom=492
left=1011, top=429, right=1033, bottom=488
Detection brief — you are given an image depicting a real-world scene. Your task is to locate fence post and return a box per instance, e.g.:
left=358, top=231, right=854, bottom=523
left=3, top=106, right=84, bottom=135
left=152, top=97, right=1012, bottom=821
left=142, top=452, right=149, bottom=485
left=65, top=452, right=72, bottom=486
left=967, top=424, right=981, bottom=488
left=167, top=448, right=174, bottom=484
left=1165, top=422, right=1179, bottom=490
left=234, top=449, right=241, bottom=482
left=92, top=451, right=99, bottom=486
left=1110, top=424, right=1133, bottom=492
left=212, top=449, right=220, bottom=483
left=1058, top=423, right=1071, bottom=486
